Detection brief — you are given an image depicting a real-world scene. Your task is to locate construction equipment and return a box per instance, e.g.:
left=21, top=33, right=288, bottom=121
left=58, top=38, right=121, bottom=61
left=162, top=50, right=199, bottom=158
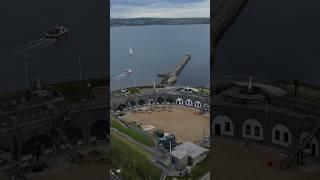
left=280, top=119, right=320, bottom=169
left=55, top=127, right=80, bottom=164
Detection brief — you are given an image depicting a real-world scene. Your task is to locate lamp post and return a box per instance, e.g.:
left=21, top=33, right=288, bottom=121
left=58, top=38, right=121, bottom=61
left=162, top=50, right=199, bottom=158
left=264, top=99, right=268, bottom=122
left=24, top=55, right=29, bottom=89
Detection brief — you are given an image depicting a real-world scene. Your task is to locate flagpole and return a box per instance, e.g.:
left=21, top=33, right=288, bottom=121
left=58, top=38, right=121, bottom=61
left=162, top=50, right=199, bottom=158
left=133, top=76, right=136, bottom=87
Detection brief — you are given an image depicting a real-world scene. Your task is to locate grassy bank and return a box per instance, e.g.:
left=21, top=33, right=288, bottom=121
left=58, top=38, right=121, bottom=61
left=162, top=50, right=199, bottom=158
left=186, top=156, right=209, bottom=179
left=111, top=118, right=155, bottom=147
left=111, top=133, right=161, bottom=180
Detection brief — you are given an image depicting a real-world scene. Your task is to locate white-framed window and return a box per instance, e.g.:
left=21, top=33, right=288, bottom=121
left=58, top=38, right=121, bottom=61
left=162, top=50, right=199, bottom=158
left=272, top=124, right=292, bottom=146
left=213, top=115, right=234, bottom=137
left=176, top=98, right=183, bottom=105
left=242, top=119, right=263, bottom=140
left=195, top=101, right=201, bottom=108
left=185, top=99, right=193, bottom=106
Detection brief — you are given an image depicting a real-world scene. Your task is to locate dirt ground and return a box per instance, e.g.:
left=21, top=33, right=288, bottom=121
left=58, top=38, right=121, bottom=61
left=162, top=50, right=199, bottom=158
left=122, top=105, right=210, bottom=143
left=211, top=138, right=320, bottom=180
left=28, top=146, right=109, bottom=180
left=29, top=163, right=108, bottom=180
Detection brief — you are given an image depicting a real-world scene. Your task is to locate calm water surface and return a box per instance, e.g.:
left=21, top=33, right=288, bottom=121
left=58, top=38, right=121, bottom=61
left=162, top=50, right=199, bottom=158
left=111, top=24, right=209, bottom=90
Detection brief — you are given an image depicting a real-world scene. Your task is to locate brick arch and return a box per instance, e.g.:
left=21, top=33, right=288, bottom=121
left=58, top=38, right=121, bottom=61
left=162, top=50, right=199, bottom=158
left=166, top=97, right=174, bottom=104
left=64, top=126, right=83, bottom=144
left=0, top=145, right=12, bottom=153
left=138, top=99, right=146, bottom=106
left=0, top=137, right=12, bottom=153
left=21, top=134, right=53, bottom=155
left=0, top=145, right=13, bottom=162
left=91, top=119, right=108, bottom=140
left=111, top=92, right=210, bottom=110
left=117, top=104, right=127, bottom=111
left=129, top=101, right=136, bottom=107
left=157, top=97, right=165, bottom=104
left=148, top=98, right=155, bottom=105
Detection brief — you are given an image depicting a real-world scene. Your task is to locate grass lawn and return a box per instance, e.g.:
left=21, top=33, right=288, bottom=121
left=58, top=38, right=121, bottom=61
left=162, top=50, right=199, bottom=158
left=51, top=78, right=107, bottom=102
left=128, top=87, right=141, bottom=94
left=198, top=87, right=210, bottom=96
left=271, top=81, right=320, bottom=103
left=111, top=118, right=155, bottom=147
left=111, top=133, right=161, bottom=180
left=168, top=156, right=209, bottom=180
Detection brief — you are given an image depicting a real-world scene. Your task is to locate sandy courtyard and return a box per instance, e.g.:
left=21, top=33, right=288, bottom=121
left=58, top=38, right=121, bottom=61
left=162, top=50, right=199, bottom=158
left=211, top=138, right=320, bottom=180
left=122, top=106, right=210, bottom=143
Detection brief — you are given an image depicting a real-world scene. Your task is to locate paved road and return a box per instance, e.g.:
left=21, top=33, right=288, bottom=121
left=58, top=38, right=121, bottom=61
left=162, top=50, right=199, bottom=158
left=111, top=173, right=120, bottom=180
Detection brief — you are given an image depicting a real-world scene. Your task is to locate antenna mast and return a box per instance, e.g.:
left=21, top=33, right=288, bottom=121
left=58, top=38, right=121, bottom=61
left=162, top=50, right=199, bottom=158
left=24, top=55, right=29, bottom=89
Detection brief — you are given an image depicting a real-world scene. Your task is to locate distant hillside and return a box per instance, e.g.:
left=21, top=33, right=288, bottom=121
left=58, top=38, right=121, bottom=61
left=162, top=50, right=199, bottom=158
left=110, top=18, right=210, bottom=26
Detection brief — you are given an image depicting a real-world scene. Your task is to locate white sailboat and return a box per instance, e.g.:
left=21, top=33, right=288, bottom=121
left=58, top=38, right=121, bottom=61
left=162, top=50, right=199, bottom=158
left=129, top=46, right=135, bottom=56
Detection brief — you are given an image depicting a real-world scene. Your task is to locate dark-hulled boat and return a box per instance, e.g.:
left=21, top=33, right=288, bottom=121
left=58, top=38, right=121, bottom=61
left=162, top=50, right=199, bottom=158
left=45, top=26, right=69, bottom=39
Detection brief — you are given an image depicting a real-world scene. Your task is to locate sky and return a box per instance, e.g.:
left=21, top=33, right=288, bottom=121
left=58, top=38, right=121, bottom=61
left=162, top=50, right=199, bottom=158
left=110, top=0, right=210, bottom=18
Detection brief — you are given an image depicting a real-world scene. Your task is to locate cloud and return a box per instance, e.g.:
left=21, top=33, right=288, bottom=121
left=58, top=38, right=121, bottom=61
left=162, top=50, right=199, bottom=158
left=111, top=0, right=209, bottom=18
left=111, top=0, right=206, bottom=6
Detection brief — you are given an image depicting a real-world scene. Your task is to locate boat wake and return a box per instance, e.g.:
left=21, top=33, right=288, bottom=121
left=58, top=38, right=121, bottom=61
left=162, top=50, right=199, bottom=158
left=114, top=69, right=133, bottom=80
left=13, top=37, right=57, bottom=55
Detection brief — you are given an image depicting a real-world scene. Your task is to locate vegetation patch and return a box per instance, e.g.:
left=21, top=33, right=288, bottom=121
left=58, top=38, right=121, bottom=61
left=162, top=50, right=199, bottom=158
left=111, top=133, right=161, bottom=180
left=270, top=80, right=320, bottom=103
left=197, top=87, right=210, bottom=96
left=128, top=87, right=141, bottom=94
left=111, top=118, right=155, bottom=147
left=51, top=78, right=107, bottom=102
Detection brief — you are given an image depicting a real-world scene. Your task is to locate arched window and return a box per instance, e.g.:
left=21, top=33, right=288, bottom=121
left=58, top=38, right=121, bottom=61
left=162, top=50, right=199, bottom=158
left=185, top=99, right=193, bottom=106
left=242, top=119, right=263, bottom=140
left=212, top=115, right=234, bottom=137
left=272, top=124, right=292, bottom=146
left=194, top=101, right=201, bottom=108
left=176, top=98, right=183, bottom=105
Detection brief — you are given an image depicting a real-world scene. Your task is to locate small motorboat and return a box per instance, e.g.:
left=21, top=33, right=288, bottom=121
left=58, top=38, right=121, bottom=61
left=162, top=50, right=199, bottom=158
left=45, top=26, right=69, bottom=39
left=123, top=69, right=132, bottom=76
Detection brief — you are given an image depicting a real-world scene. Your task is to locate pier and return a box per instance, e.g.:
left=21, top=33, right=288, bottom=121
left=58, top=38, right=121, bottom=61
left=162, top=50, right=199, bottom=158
left=158, top=53, right=191, bottom=86
left=213, top=0, right=248, bottom=47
